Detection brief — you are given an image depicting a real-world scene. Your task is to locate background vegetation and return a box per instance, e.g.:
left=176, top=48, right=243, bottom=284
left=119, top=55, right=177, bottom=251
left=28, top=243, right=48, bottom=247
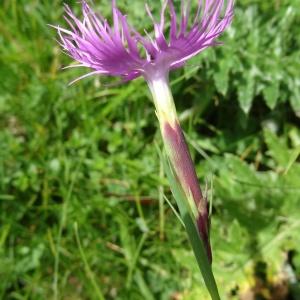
left=1, top=0, right=300, bottom=299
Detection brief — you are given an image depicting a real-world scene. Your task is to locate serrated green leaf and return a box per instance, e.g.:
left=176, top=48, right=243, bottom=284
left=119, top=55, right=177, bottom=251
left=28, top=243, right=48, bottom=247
left=264, top=130, right=290, bottom=167
left=214, top=58, right=232, bottom=96
left=290, top=89, right=300, bottom=117
left=263, top=81, right=279, bottom=109
left=237, top=76, right=255, bottom=114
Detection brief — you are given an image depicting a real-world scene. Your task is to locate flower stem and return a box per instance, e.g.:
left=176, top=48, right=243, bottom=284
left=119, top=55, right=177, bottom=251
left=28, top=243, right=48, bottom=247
left=146, top=73, right=211, bottom=260
left=146, top=73, right=219, bottom=299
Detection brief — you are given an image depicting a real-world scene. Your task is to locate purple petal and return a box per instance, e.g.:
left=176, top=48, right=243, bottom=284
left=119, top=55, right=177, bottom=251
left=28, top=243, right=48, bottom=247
left=53, top=0, right=234, bottom=83
left=143, top=0, right=234, bottom=70
left=54, top=0, right=146, bottom=82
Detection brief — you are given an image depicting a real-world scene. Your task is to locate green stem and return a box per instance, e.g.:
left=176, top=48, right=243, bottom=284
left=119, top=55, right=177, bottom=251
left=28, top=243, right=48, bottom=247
left=162, top=155, right=221, bottom=300
left=147, top=72, right=220, bottom=299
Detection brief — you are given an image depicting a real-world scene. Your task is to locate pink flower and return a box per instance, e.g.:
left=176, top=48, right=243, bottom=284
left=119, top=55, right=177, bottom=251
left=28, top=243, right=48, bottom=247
left=54, top=0, right=233, bottom=84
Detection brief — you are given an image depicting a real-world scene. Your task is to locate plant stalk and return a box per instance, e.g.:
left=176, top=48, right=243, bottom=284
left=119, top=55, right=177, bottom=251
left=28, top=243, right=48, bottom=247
left=146, top=73, right=211, bottom=261
left=146, top=72, right=220, bottom=299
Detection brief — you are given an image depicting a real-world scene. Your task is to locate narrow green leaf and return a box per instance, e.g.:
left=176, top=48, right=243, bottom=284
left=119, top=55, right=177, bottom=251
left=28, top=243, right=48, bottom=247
left=163, top=195, right=185, bottom=227
left=134, top=270, right=155, bottom=300
left=74, top=223, right=105, bottom=300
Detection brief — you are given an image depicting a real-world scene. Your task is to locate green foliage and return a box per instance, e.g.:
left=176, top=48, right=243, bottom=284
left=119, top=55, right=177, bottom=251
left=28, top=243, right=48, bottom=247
left=185, top=0, right=300, bottom=114
left=0, top=0, right=300, bottom=299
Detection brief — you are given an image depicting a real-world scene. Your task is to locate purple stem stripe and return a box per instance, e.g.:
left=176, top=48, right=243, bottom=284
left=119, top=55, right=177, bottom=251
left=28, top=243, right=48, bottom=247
left=163, top=121, right=212, bottom=262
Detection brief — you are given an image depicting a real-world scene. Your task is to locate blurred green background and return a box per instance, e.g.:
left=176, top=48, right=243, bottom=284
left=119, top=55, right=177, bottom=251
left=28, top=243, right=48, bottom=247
left=1, top=0, right=300, bottom=299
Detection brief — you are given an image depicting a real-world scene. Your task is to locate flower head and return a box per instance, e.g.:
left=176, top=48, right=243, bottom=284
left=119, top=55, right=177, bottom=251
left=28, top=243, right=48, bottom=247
left=54, top=0, right=233, bottom=84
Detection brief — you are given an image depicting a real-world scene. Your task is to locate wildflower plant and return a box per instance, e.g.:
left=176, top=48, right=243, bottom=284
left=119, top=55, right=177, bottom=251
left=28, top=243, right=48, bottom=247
left=53, top=0, right=233, bottom=299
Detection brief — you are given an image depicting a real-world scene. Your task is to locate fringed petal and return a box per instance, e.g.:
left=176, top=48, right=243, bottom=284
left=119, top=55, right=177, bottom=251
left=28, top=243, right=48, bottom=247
left=54, top=0, right=234, bottom=83
left=140, top=0, right=234, bottom=70
left=54, top=0, right=147, bottom=82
